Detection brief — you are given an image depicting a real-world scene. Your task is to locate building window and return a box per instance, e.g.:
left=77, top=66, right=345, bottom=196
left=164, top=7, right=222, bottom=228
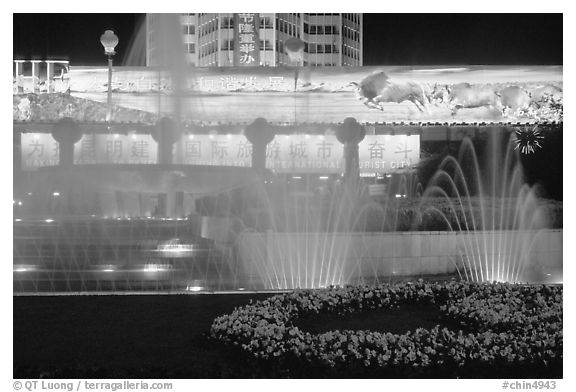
left=303, top=22, right=309, bottom=34
left=187, top=43, right=195, bottom=54
left=183, top=24, right=195, bottom=35
left=221, top=39, right=234, bottom=51
left=259, top=16, right=273, bottom=29
left=309, top=25, right=326, bottom=35
left=276, top=40, right=284, bottom=53
left=221, top=16, right=234, bottom=29
left=260, top=40, right=273, bottom=50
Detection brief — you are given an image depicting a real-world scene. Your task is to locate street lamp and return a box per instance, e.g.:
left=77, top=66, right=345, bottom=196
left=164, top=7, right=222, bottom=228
left=284, top=37, right=305, bottom=93
left=284, top=37, right=305, bottom=66
left=100, top=30, right=119, bottom=122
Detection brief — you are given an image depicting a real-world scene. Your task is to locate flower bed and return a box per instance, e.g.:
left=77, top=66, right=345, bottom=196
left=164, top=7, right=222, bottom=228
left=210, top=281, right=562, bottom=377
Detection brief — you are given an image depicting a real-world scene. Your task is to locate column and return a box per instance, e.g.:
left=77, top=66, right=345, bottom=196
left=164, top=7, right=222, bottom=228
left=174, top=191, right=185, bottom=217
left=152, top=118, right=182, bottom=218
left=31, top=60, right=42, bottom=93
left=153, top=117, right=181, bottom=165
left=336, top=117, right=365, bottom=186
left=156, top=194, right=167, bottom=217
left=343, top=142, right=360, bottom=183
left=45, top=61, right=54, bottom=93
left=244, top=118, right=275, bottom=173
left=166, top=191, right=185, bottom=218
left=51, top=118, right=82, bottom=168
left=115, top=191, right=125, bottom=217
left=14, top=60, right=25, bottom=93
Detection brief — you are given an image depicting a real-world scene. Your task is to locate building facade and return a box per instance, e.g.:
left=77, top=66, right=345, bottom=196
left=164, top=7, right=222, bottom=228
left=146, top=13, right=362, bottom=67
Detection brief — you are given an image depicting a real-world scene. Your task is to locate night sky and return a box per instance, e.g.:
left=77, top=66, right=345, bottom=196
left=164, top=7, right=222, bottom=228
left=13, top=13, right=562, bottom=66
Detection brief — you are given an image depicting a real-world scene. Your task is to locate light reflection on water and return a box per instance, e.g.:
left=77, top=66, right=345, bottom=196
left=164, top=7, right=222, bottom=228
left=13, top=218, right=253, bottom=293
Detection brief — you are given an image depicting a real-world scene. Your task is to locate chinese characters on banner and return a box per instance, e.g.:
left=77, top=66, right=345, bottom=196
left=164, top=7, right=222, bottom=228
left=68, top=68, right=290, bottom=94
left=20, top=133, right=158, bottom=170
left=21, top=133, right=60, bottom=169
left=73, top=134, right=158, bottom=164
left=359, top=135, right=420, bottom=172
left=195, top=75, right=286, bottom=92
left=21, top=133, right=419, bottom=173
left=176, top=134, right=420, bottom=173
left=234, top=13, right=260, bottom=66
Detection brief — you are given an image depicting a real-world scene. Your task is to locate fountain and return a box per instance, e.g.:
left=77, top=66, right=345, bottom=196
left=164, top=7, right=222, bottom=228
left=13, top=15, right=562, bottom=293
left=417, top=129, right=561, bottom=283
left=13, top=14, right=254, bottom=293
left=233, top=130, right=561, bottom=289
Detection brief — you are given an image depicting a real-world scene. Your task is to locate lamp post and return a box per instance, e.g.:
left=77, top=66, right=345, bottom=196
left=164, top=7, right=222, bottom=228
left=100, top=30, right=119, bottom=122
left=284, top=37, right=305, bottom=91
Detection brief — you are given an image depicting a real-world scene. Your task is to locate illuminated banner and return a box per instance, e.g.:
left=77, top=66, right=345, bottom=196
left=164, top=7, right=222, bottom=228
left=266, top=135, right=343, bottom=172
left=234, top=13, right=260, bottom=66
left=21, top=134, right=158, bottom=170
left=21, top=133, right=419, bottom=173
left=175, top=134, right=419, bottom=173
left=177, top=135, right=252, bottom=168
left=66, top=65, right=563, bottom=124
left=359, top=135, right=419, bottom=172
left=21, top=133, right=60, bottom=169
left=74, top=134, right=158, bottom=165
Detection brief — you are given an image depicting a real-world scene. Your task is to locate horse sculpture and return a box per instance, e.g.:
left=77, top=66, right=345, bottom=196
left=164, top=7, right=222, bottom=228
left=350, top=71, right=429, bottom=112
left=431, top=82, right=501, bottom=115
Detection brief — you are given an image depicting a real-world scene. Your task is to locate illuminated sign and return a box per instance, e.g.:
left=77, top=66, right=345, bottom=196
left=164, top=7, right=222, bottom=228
left=21, top=133, right=158, bottom=169
left=234, top=13, right=260, bottom=66
left=175, top=134, right=419, bottom=173
left=359, top=135, right=419, bottom=172
left=74, top=134, right=158, bottom=165
left=65, top=65, right=562, bottom=124
left=21, top=133, right=60, bottom=169
left=13, top=60, right=70, bottom=94
left=21, top=133, right=419, bottom=173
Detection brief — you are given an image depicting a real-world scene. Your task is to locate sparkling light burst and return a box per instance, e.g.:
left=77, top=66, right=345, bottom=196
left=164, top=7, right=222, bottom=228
left=514, top=126, right=544, bottom=154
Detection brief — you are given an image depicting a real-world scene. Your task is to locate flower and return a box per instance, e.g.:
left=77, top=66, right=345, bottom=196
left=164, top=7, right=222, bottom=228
left=210, top=281, right=562, bottom=374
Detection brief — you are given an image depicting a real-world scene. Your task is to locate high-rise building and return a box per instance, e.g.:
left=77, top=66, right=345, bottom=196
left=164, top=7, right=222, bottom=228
left=146, top=13, right=362, bottom=67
